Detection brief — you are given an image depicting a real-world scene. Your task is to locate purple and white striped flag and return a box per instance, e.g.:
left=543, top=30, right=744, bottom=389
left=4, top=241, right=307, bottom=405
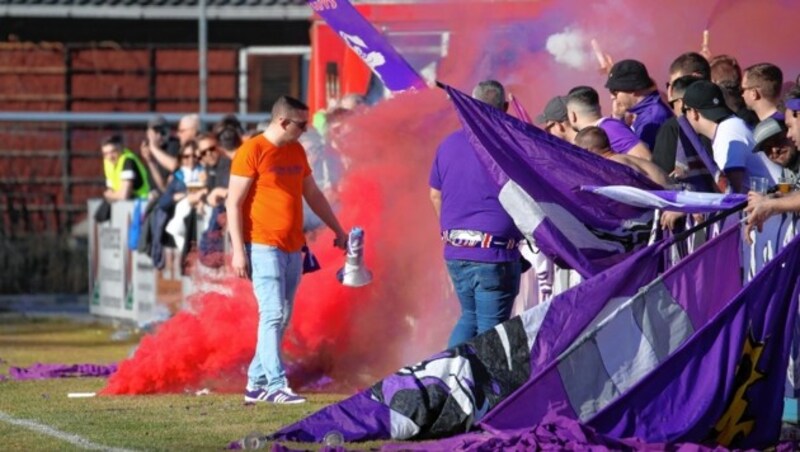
left=582, top=185, right=746, bottom=213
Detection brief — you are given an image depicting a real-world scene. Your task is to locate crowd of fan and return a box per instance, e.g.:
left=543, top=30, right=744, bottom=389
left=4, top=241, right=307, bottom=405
left=98, top=94, right=364, bottom=272
left=534, top=52, right=800, bottom=232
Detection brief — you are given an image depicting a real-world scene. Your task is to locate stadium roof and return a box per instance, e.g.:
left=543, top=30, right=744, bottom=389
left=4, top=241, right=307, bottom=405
left=0, top=0, right=312, bottom=20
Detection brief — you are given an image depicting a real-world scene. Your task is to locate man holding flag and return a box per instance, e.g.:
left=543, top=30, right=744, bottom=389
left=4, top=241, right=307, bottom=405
left=429, top=80, right=523, bottom=348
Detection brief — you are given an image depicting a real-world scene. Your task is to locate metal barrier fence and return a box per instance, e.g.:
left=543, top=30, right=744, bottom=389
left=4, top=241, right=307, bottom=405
left=0, top=112, right=265, bottom=294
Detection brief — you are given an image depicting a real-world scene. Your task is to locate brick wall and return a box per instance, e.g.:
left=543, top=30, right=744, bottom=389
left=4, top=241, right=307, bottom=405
left=0, top=43, right=239, bottom=233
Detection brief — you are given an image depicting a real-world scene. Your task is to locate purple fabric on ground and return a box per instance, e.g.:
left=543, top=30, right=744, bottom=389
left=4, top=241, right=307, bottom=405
left=381, top=414, right=729, bottom=451
left=8, top=363, right=117, bottom=380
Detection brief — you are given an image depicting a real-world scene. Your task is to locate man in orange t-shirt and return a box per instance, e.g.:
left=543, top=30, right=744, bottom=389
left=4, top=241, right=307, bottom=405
left=227, top=95, right=347, bottom=404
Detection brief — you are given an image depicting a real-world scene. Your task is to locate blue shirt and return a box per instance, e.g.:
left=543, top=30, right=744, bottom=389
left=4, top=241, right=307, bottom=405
left=629, top=91, right=674, bottom=150
left=429, top=130, right=521, bottom=263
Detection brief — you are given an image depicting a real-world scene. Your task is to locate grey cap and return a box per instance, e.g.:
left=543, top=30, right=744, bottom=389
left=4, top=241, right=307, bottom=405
left=147, top=115, right=168, bottom=131
left=535, top=96, right=568, bottom=124
left=753, top=118, right=787, bottom=152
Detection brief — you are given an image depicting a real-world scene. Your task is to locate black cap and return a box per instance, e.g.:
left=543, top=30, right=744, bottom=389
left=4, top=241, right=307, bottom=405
left=605, top=59, right=654, bottom=92
left=682, top=80, right=734, bottom=122
left=535, top=96, right=568, bottom=124
left=753, top=118, right=788, bottom=152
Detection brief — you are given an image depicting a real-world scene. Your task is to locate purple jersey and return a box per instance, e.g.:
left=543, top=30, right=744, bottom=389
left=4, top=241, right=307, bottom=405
left=597, top=117, right=641, bottom=154
left=629, top=91, right=673, bottom=150
left=429, top=130, right=521, bottom=262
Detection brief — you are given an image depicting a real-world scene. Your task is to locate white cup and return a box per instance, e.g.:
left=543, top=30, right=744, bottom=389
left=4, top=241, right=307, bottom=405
left=749, top=177, right=769, bottom=194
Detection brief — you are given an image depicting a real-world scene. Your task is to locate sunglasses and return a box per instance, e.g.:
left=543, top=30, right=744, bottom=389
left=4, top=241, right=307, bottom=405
left=181, top=153, right=196, bottom=159
left=199, top=146, right=216, bottom=156
left=287, top=119, right=308, bottom=131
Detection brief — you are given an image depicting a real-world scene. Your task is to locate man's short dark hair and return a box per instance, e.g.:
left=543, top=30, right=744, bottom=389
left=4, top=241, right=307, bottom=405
left=671, top=75, right=703, bottom=98
left=567, top=85, right=600, bottom=109
left=271, top=96, right=309, bottom=118
left=744, top=63, right=784, bottom=100
left=669, top=52, right=710, bottom=79
left=217, top=126, right=243, bottom=151
left=574, top=126, right=610, bottom=153
left=101, top=134, right=123, bottom=149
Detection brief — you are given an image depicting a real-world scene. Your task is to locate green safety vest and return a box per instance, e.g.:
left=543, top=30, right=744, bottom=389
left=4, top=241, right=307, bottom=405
left=103, top=148, right=150, bottom=199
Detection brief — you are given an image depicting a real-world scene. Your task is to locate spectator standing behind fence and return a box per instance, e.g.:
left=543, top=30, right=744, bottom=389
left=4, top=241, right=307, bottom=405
left=745, top=85, right=800, bottom=239
left=605, top=59, right=673, bottom=151
left=213, top=114, right=245, bottom=159
left=198, top=132, right=230, bottom=207
left=429, top=80, right=523, bottom=349
left=140, top=115, right=181, bottom=193
left=710, top=55, right=759, bottom=128
left=102, top=135, right=150, bottom=201
left=227, top=95, right=347, bottom=404
left=164, top=140, right=208, bottom=251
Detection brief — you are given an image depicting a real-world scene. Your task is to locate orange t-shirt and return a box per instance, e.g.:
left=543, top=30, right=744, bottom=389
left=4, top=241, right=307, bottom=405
left=230, top=135, right=311, bottom=252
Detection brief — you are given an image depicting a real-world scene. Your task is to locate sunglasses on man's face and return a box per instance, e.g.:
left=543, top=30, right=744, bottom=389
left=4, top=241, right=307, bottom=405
left=287, top=119, right=308, bottom=131
left=199, top=146, right=216, bottom=156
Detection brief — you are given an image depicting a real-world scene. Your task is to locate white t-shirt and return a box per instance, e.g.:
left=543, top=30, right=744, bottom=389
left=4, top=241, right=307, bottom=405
left=712, top=116, right=777, bottom=184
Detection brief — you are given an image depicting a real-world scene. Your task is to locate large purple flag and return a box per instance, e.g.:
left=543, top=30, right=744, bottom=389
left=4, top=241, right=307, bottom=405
left=443, top=85, right=663, bottom=277
left=588, top=233, right=800, bottom=448
left=479, top=225, right=742, bottom=433
left=269, top=239, right=669, bottom=443
left=308, top=0, right=425, bottom=92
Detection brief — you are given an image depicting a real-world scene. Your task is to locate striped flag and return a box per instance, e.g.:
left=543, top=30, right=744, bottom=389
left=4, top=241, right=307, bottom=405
left=581, top=185, right=746, bottom=213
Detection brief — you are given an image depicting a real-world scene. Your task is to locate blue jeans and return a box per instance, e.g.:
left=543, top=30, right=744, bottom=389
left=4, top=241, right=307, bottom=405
left=446, top=259, right=521, bottom=348
left=246, top=243, right=302, bottom=393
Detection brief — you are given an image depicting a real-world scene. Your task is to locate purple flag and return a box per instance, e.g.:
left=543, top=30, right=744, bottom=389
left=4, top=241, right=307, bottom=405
left=588, top=233, right=800, bottom=448
left=443, top=84, right=662, bottom=277
left=581, top=185, right=746, bottom=213
left=270, top=239, right=669, bottom=442
left=508, top=93, right=532, bottom=124
left=308, top=0, right=425, bottom=92
left=479, top=225, right=742, bottom=432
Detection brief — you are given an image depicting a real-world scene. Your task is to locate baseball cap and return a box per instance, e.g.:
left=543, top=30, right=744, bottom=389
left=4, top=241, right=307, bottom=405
left=147, top=115, right=168, bottom=131
left=605, top=59, right=654, bottom=92
left=535, top=96, right=568, bottom=124
left=682, top=80, right=734, bottom=122
left=753, top=118, right=788, bottom=152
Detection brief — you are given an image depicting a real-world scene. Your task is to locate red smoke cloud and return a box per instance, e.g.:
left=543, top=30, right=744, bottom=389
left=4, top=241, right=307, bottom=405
left=104, top=0, right=800, bottom=395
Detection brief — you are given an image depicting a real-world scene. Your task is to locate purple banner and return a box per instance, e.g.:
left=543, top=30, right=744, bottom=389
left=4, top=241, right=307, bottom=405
left=443, top=84, right=662, bottom=277
left=590, top=233, right=800, bottom=448
left=480, top=226, right=742, bottom=433
left=308, top=0, right=426, bottom=92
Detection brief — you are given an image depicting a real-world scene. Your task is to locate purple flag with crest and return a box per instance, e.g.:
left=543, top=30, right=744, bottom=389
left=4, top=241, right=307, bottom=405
left=308, top=0, right=425, bottom=92
left=586, top=233, right=800, bottom=448
left=443, top=84, right=663, bottom=277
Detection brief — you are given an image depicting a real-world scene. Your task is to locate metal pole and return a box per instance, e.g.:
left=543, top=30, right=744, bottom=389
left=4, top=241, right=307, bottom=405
left=198, top=0, right=208, bottom=120
left=62, top=46, right=73, bottom=231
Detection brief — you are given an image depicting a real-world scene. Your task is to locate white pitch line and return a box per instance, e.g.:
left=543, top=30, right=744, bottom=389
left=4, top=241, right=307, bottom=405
left=0, top=410, right=136, bottom=451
